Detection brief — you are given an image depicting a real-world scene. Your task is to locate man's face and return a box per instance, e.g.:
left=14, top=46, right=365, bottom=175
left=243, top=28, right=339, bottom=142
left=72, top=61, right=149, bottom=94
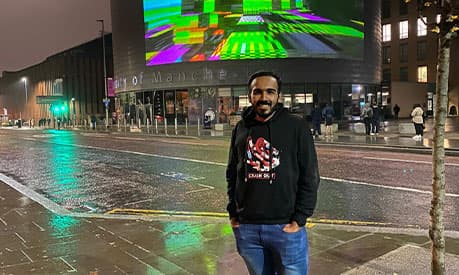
left=249, top=76, right=280, bottom=119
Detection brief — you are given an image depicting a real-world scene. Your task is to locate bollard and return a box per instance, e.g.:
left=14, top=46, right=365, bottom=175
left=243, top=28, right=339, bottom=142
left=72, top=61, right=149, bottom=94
left=185, top=118, right=188, bottom=136
left=164, top=118, right=168, bottom=135
left=197, top=118, right=201, bottom=136
left=155, top=118, right=158, bottom=134
left=146, top=118, right=150, bottom=134
left=174, top=117, right=178, bottom=135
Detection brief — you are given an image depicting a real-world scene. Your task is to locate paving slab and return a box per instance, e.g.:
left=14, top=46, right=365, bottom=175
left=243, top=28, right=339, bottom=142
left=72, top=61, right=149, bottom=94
left=342, top=244, right=459, bottom=275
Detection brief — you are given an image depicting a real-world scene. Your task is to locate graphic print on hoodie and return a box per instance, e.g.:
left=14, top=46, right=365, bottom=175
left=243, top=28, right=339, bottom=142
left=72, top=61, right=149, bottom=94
left=246, top=136, right=279, bottom=180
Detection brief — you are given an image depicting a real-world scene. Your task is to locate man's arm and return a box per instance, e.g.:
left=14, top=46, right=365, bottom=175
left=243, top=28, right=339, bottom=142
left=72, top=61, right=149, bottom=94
left=292, top=123, right=320, bottom=226
left=226, top=124, right=239, bottom=219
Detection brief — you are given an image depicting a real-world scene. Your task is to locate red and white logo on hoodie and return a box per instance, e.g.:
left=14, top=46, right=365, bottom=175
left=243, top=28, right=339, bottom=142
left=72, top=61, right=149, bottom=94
left=246, top=137, right=280, bottom=173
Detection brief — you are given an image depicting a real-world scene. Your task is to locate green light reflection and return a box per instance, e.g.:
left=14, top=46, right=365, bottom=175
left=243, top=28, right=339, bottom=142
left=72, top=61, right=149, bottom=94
left=163, top=222, right=203, bottom=254
left=48, top=131, right=81, bottom=205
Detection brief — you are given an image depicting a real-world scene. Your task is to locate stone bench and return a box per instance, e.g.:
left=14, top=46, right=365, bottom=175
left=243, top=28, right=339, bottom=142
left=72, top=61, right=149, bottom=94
left=214, top=123, right=230, bottom=131
left=320, top=123, right=338, bottom=133
left=351, top=122, right=366, bottom=134
left=399, top=122, right=415, bottom=136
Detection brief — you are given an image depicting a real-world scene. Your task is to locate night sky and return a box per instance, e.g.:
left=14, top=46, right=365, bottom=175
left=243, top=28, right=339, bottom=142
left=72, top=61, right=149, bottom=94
left=0, top=0, right=111, bottom=76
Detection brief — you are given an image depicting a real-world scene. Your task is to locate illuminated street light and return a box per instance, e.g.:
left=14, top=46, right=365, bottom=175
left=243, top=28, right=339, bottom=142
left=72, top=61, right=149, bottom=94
left=71, top=97, right=76, bottom=127
left=21, top=77, right=28, bottom=104
left=97, top=19, right=109, bottom=129
left=20, top=77, right=28, bottom=128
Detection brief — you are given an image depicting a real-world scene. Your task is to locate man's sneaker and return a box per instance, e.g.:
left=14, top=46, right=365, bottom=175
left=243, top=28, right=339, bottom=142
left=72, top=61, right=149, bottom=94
left=370, top=132, right=375, bottom=136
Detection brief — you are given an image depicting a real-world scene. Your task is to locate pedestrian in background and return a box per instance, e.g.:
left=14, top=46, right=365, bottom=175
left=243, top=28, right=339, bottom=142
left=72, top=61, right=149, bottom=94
left=393, top=104, right=400, bottom=120
left=371, top=103, right=381, bottom=135
left=411, top=104, right=424, bottom=141
left=90, top=115, right=96, bottom=130
left=361, top=103, right=373, bottom=135
left=226, top=71, right=320, bottom=275
left=310, top=103, right=322, bottom=138
left=322, top=103, right=335, bottom=137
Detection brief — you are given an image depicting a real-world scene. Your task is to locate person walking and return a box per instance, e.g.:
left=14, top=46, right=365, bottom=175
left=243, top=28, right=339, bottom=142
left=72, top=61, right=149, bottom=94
left=322, top=103, right=335, bottom=137
left=226, top=71, right=320, bottom=275
left=310, top=103, right=322, bottom=138
left=371, top=103, right=381, bottom=135
left=360, top=103, right=373, bottom=135
left=411, top=104, right=424, bottom=140
left=393, top=104, right=400, bottom=119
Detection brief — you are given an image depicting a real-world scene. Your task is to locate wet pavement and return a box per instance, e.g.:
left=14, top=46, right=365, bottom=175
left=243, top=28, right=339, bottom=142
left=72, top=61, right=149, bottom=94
left=2, top=182, right=459, bottom=275
left=2, top=118, right=459, bottom=274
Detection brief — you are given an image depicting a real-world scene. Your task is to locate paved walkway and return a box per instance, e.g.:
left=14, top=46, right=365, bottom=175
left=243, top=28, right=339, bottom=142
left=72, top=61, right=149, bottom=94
left=1, top=118, right=459, bottom=274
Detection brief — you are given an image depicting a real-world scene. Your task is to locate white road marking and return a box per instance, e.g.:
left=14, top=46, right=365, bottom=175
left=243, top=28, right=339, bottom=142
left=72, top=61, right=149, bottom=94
left=322, top=176, right=459, bottom=198
left=115, top=136, right=146, bottom=141
left=74, top=143, right=227, bottom=166
left=0, top=217, right=7, bottom=226
left=21, top=249, right=34, bottom=263
left=155, top=139, right=209, bottom=146
left=32, top=134, right=55, bottom=138
left=118, top=236, right=134, bottom=245
left=15, top=232, right=27, bottom=243
left=123, top=251, right=164, bottom=273
left=83, top=134, right=207, bottom=146
left=363, top=156, right=459, bottom=167
left=114, top=265, right=128, bottom=274
left=24, top=137, right=225, bottom=165
left=60, top=257, right=77, bottom=272
left=124, top=199, right=153, bottom=206
left=80, top=133, right=109, bottom=137
left=14, top=209, right=24, bottom=216
left=0, top=173, right=72, bottom=216
left=134, top=244, right=151, bottom=253
left=32, top=221, right=45, bottom=232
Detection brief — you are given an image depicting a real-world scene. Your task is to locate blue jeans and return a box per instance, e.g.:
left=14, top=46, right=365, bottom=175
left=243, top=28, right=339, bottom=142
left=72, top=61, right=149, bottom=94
left=233, top=224, right=308, bottom=275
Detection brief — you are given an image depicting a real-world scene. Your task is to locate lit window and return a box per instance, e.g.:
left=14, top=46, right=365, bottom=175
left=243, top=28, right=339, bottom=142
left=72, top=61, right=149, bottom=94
left=399, top=20, right=408, bottom=39
left=417, top=66, right=427, bottom=83
left=436, top=14, right=441, bottom=23
left=417, top=17, right=427, bottom=36
left=383, top=24, right=391, bottom=42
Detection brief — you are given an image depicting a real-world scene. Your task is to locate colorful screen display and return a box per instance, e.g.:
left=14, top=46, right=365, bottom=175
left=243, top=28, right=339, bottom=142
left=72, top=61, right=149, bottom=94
left=143, top=0, right=364, bottom=66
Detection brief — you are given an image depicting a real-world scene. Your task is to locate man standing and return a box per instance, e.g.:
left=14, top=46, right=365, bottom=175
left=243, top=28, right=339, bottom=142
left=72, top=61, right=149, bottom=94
left=393, top=104, right=400, bottom=119
left=310, top=103, right=322, bottom=138
left=321, top=103, right=335, bottom=136
left=226, top=71, right=320, bottom=274
left=361, top=103, right=373, bottom=135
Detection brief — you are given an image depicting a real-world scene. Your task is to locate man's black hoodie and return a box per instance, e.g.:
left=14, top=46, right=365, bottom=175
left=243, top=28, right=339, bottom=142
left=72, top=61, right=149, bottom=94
left=226, top=103, right=320, bottom=226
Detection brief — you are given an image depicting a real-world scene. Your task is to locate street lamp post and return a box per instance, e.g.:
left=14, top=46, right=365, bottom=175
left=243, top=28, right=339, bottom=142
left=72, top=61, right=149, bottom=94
left=97, top=19, right=108, bottom=129
left=71, top=97, right=76, bottom=127
left=21, top=77, right=28, bottom=127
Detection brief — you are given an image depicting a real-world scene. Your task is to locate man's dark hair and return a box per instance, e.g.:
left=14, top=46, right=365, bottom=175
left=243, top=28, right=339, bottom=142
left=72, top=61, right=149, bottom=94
left=247, top=71, right=282, bottom=93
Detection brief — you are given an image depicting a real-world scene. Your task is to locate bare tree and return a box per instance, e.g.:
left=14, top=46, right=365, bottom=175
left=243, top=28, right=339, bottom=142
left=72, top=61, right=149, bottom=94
left=406, top=0, right=459, bottom=273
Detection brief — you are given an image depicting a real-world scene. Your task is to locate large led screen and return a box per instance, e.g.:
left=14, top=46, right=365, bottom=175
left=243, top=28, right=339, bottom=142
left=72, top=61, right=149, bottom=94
left=143, top=0, right=364, bottom=66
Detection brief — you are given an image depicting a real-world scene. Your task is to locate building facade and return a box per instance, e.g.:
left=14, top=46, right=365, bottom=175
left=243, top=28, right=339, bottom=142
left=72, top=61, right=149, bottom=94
left=111, top=0, right=382, bottom=126
left=0, top=35, right=113, bottom=126
left=381, top=0, right=459, bottom=118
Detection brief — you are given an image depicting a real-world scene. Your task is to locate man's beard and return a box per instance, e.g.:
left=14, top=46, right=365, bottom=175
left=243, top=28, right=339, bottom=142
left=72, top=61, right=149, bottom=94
left=255, top=101, right=274, bottom=118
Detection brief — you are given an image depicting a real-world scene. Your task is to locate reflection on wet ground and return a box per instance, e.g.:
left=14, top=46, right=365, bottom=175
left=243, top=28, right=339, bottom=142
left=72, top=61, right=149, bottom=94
left=2, top=183, right=459, bottom=274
